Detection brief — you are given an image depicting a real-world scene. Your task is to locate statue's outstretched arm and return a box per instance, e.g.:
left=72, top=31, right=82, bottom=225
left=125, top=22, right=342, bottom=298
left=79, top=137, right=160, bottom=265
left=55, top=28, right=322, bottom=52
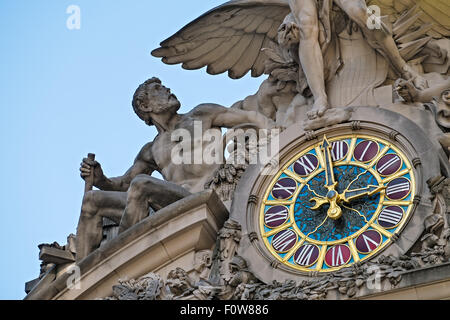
left=414, top=78, right=450, bottom=103
left=209, top=105, right=275, bottom=130
left=396, top=77, right=450, bottom=103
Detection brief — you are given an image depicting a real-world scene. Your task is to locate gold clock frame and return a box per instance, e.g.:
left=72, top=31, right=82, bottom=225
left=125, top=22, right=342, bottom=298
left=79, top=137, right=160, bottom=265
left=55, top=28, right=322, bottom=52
left=229, top=107, right=444, bottom=285
left=259, top=134, right=416, bottom=273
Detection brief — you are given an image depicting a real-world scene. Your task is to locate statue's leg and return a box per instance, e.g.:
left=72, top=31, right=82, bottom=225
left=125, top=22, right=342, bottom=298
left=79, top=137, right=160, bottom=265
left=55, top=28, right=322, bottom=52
left=289, top=0, right=329, bottom=119
left=335, top=0, right=428, bottom=89
left=76, top=190, right=127, bottom=261
left=119, top=175, right=191, bottom=233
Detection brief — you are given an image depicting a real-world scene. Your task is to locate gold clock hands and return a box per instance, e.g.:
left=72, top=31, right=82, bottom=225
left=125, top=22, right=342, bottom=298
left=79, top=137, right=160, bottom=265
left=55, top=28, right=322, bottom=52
left=310, top=197, right=328, bottom=210
left=309, top=138, right=385, bottom=220
left=320, top=136, right=344, bottom=220
left=326, top=190, right=342, bottom=220
left=340, top=185, right=386, bottom=203
left=310, top=191, right=343, bottom=220
left=307, top=184, right=329, bottom=210
left=321, top=136, right=337, bottom=192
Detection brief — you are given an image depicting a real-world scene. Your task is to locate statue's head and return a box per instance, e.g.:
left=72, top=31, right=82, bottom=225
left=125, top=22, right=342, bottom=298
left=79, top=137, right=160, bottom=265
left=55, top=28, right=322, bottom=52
left=278, top=14, right=300, bottom=48
left=132, top=77, right=181, bottom=125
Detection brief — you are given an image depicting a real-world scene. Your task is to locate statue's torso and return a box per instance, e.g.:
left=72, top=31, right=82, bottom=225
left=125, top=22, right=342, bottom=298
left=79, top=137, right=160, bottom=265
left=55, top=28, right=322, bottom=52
left=151, top=114, right=223, bottom=192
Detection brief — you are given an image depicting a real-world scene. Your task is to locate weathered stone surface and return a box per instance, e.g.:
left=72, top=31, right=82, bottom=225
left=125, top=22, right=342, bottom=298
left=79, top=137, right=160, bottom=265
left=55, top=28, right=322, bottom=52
left=39, top=247, right=75, bottom=265
left=25, top=190, right=228, bottom=300
left=25, top=0, right=450, bottom=300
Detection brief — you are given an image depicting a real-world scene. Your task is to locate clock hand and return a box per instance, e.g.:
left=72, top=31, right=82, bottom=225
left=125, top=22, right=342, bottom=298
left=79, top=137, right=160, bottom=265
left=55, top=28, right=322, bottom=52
left=310, top=190, right=343, bottom=220
left=316, top=185, right=385, bottom=219
left=310, top=137, right=348, bottom=218
left=326, top=190, right=342, bottom=220
left=341, top=185, right=386, bottom=203
left=319, top=136, right=343, bottom=219
left=321, top=136, right=337, bottom=192
left=309, top=196, right=328, bottom=210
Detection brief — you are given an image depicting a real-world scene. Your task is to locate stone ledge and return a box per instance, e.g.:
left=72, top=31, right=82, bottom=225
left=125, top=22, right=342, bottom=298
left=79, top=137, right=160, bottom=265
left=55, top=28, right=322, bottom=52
left=25, top=190, right=228, bottom=300
left=360, top=262, right=450, bottom=300
left=39, top=247, right=75, bottom=265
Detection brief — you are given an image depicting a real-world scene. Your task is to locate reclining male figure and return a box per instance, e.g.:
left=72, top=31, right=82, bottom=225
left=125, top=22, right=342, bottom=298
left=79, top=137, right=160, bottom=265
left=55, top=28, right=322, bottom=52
left=76, top=78, right=273, bottom=261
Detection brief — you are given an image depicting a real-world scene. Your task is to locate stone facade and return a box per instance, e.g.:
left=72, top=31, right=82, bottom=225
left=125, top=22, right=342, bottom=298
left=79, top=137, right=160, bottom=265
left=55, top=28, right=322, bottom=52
left=25, top=1, right=450, bottom=300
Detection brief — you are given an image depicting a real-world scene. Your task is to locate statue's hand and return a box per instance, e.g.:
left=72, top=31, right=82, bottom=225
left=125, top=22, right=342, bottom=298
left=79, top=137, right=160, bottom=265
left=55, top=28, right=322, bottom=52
left=80, top=157, right=106, bottom=185
left=401, top=64, right=428, bottom=91
left=394, top=78, right=419, bottom=102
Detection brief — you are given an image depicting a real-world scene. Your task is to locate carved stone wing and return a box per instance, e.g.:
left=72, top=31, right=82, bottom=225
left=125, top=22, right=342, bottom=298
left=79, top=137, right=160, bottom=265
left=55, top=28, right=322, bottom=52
left=151, top=0, right=290, bottom=79
left=368, top=0, right=450, bottom=38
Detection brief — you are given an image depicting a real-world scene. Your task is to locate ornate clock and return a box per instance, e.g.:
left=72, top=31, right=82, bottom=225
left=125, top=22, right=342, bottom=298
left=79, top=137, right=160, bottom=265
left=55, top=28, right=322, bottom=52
left=230, top=108, right=441, bottom=281
left=259, top=134, right=415, bottom=273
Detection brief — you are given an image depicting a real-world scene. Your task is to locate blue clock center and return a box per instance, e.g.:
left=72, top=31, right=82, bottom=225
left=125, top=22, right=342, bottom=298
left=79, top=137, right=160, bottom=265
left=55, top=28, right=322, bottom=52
left=294, top=165, right=380, bottom=242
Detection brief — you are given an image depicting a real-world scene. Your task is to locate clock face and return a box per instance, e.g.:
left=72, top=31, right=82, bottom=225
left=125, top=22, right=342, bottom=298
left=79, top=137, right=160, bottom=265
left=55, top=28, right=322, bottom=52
left=259, top=134, right=416, bottom=273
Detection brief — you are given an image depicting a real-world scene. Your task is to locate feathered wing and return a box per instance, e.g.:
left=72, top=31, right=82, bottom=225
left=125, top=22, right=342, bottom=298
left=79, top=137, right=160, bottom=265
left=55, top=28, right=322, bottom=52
left=368, top=0, right=450, bottom=38
left=151, top=0, right=290, bottom=79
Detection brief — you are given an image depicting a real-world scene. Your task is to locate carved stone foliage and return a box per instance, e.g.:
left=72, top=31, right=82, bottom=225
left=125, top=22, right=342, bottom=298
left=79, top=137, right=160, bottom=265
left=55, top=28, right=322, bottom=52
left=102, top=252, right=429, bottom=300
left=103, top=248, right=449, bottom=300
left=209, top=220, right=242, bottom=286
left=105, top=273, right=164, bottom=301
left=417, top=176, right=450, bottom=262
left=204, top=126, right=280, bottom=202
left=225, top=253, right=424, bottom=300
left=105, top=206, right=450, bottom=300
left=205, top=164, right=247, bottom=202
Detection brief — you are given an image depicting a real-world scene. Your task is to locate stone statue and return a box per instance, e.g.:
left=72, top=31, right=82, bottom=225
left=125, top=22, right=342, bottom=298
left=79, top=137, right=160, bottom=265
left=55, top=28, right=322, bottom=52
left=152, top=0, right=448, bottom=121
left=287, top=0, right=426, bottom=119
left=25, top=1, right=450, bottom=301
left=76, top=77, right=273, bottom=261
left=396, top=77, right=450, bottom=152
left=395, top=77, right=450, bottom=104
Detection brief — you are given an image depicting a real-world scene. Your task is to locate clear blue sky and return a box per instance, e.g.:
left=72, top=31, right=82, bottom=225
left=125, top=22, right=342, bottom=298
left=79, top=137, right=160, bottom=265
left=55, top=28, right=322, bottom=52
left=0, top=0, right=263, bottom=299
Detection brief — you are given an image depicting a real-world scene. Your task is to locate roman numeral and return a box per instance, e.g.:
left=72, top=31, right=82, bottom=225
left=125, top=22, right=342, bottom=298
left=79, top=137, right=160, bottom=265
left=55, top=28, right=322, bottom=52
left=325, top=245, right=351, bottom=268
left=378, top=156, right=400, bottom=174
left=332, top=141, right=346, bottom=161
left=294, top=245, right=316, bottom=266
left=331, top=246, right=345, bottom=266
left=379, top=208, right=403, bottom=225
left=386, top=182, right=410, bottom=196
left=265, top=208, right=288, bottom=224
left=272, top=231, right=296, bottom=252
left=361, top=234, right=379, bottom=252
left=273, top=183, right=296, bottom=195
left=295, top=156, right=316, bottom=175
left=357, top=141, right=374, bottom=161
